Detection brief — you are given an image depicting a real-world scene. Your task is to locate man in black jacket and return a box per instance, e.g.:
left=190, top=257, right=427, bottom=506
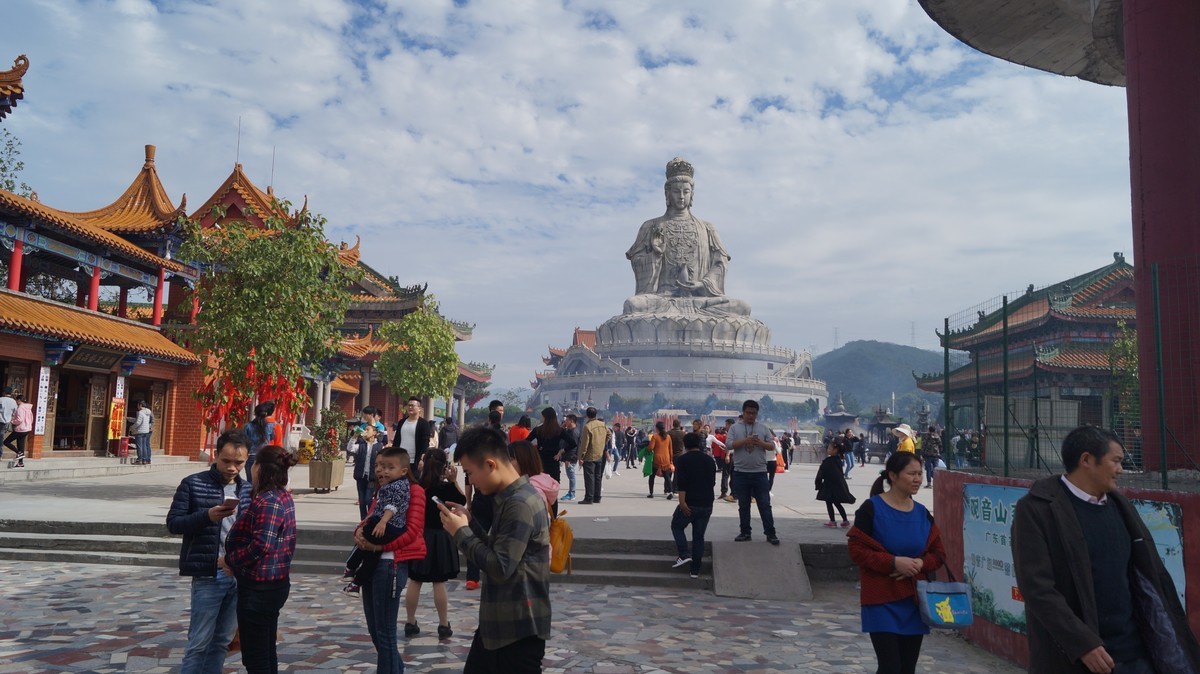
left=167, top=431, right=251, bottom=674
left=1012, top=426, right=1200, bottom=674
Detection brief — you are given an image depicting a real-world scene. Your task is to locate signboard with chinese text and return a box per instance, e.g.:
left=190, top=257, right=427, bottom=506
left=963, top=483, right=1186, bottom=634
left=108, top=398, right=126, bottom=440
left=33, top=366, right=49, bottom=435
left=962, top=484, right=1027, bottom=633
left=64, top=347, right=123, bottom=373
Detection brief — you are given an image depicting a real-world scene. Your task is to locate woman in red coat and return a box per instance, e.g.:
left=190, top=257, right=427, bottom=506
left=847, top=452, right=945, bottom=674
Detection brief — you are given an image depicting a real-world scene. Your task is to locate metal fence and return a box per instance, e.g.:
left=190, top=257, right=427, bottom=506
left=931, top=262, right=1200, bottom=491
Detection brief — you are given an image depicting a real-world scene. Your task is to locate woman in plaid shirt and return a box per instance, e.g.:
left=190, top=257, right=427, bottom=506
left=222, top=444, right=297, bottom=674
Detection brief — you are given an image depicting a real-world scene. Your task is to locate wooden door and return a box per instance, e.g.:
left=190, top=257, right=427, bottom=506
left=86, top=375, right=109, bottom=455
left=42, top=369, right=58, bottom=450
left=150, top=382, right=166, bottom=454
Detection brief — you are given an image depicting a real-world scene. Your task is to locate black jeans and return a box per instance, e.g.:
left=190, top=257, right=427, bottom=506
left=648, top=470, right=673, bottom=495
left=869, top=632, right=923, bottom=674
left=237, top=577, right=290, bottom=674
left=3, top=430, right=27, bottom=456
left=582, top=460, right=603, bottom=502
left=355, top=478, right=375, bottom=520
left=464, top=632, right=545, bottom=674
left=825, top=500, right=847, bottom=522
left=670, top=505, right=712, bottom=575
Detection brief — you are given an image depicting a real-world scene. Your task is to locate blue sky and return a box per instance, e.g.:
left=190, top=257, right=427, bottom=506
left=1, top=0, right=1132, bottom=392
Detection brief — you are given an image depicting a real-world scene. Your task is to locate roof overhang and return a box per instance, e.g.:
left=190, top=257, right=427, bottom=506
left=918, top=0, right=1125, bottom=86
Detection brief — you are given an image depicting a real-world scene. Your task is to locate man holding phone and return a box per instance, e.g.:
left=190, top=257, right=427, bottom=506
left=167, top=431, right=252, bottom=674
left=726, top=399, right=779, bottom=545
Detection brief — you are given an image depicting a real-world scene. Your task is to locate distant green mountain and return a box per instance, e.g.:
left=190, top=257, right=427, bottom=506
left=813, top=340, right=943, bottom=416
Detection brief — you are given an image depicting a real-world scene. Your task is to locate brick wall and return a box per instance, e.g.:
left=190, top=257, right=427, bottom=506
left=163, top=364, right=207, bottom=460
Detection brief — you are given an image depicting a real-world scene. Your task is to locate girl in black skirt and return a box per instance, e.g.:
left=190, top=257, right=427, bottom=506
left=403, top=450, right=466, bottom=640
left=815, top=441, right=856, bottom=527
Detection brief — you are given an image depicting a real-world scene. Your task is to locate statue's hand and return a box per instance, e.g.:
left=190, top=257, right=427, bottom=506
left=675, top=279, right=703, bottom=291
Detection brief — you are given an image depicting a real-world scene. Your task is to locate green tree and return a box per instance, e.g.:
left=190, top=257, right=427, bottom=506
left=0, top=128, right=32, bottom=196
left=178, top=202, right=357, bottom=429
left=375, top=297, right=460, bottom=402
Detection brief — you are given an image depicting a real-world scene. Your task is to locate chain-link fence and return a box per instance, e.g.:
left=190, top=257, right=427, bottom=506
left=927, top=258, right=1198, bottom=490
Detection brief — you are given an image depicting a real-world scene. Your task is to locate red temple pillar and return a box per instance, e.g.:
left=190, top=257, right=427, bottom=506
left=118, top=287, right=128, bottom=318
left=190, top=293, right=199, bottom=324
left=152, top=267, right=165, bottom=326
left=87, top=265, right=101, bottom=311
left=1125, top=0, right=1200, bottom=471
left=6, top=238, right=22, bottom=291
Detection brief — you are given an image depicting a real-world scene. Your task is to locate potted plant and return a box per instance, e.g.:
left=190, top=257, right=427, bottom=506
left=308, top=407, right=348, bottom=493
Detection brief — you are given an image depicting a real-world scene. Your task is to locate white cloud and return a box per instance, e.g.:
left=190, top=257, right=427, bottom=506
left=1, top=0, right=1132, bottom=390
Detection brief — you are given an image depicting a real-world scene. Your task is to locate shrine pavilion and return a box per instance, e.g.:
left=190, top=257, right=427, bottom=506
left=915, top=254, right=1136, bottom=463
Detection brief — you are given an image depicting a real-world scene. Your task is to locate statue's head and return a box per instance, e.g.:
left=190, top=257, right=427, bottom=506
left=663, top=156, right=694, bottom=210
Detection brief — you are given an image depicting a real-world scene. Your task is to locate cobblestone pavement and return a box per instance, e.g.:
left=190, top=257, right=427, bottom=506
left=0, top=561, right=1022, bottom=673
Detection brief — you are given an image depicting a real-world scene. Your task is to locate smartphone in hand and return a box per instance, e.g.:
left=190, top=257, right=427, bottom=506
left=222, top=496, right=239, bottom=508
left=432, top=495, right=444, bottom=507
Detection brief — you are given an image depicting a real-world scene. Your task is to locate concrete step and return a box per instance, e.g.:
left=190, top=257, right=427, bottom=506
left=0, top=531, right=180, bottom=555
left=0, top=455, right=197, bottom=485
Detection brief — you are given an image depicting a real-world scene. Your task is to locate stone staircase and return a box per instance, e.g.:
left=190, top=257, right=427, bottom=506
left=0, top=455, right=196, bottom=485
left=0, top=520, right=713, bottom=590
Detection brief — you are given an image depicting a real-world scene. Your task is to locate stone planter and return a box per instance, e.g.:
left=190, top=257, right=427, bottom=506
left=308, top=457, right=345, bottom=493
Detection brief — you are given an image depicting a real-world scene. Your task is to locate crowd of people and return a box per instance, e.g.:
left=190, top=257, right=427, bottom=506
left=163, top=395, right=1198, bottom=674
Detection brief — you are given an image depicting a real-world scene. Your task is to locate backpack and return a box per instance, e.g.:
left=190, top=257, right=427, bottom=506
left=549, top=508, right=574, bottom=574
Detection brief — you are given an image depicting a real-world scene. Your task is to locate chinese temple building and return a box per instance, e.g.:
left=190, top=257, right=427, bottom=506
left=0, top=144, right=202, bottom=458
left=915, top=254, right=1135, bottom=456
left=0, top=138, right=484, bottom=460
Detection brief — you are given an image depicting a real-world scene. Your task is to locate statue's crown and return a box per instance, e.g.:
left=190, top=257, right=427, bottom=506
left=665, top=157, right=694, bottom=180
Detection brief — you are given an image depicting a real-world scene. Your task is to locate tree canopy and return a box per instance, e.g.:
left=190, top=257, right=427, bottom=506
left=375, top=296, right=460, bottom=401
left=177, top=203, right=358, bottom=430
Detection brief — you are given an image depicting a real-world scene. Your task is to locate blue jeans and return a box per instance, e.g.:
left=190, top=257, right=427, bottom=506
left=181, top=573, right=239, bottom=674
left=135, top=433, right=152, bottom=463
left=924, top=457, right=938, bottom=485
left=355, top=478, right=375, bottom=520
left=731, top=471, right=776, bottom=538
left=565, top=462, right=577, bottom=497
left=362, top=560, right=408, bottom=674
left=671, top=505, right=712, bottom=575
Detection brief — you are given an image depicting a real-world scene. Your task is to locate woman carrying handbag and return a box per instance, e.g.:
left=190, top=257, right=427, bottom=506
left=847, top=452, right=946, bottom=674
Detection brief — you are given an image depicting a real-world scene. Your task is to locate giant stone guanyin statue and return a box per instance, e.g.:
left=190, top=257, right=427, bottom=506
left=623, top=157, right=752, bottom=318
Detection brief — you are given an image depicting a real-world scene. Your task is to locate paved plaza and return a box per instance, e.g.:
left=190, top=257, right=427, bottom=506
left=0, top=458, right=1025, bottom=672
left=0, top=560, right=1023, bottom=674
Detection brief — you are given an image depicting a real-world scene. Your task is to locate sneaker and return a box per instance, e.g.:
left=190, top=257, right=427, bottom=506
left=579, top=499, right=593, bottom=505
left=767, top=536, right=781, bottom=546
left=437, top=623, right=453, bottom=640
left=672, top=556, right=692, bottom=568
left=690, top=573, right=699, bottom=579
left=734, top=533, right=752, bottom=542
left=465, top=580, right=480, bottom=591
left=613, top=471, right=619, bottom=476
left=342, top=568, right=355, bottom=580
left=13, top=459, right=23, bottom=469
left=840, top=521, right=851, bottom=527
left=722, top=495, right=736, bottom=503
left=666, top=493, right=674, bottom=500
left=823, top=521, right=838, bottom=528
left=562, top=494, right=575, bottom=501
left=341, top=583, right=360, bottom=597
left=784, top=469, right=790, bottom=473
left=646, top=494, right=655, bottom=498
left=404, top=622, right=420, bottom=637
